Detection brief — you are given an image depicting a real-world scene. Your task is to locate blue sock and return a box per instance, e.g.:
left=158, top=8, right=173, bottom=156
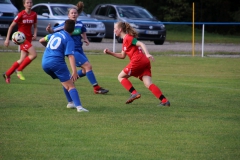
left=77, top=69, right=86, bottom=78
left=86, top=70, right=98, bottom=86
left=63, top=86, right=72, bottom=102
left=69, top=88, right=82, bottom=106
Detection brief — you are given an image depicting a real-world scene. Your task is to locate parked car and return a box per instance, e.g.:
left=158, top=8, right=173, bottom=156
left=31, top=3, right=105, bottom=42
left=90, top=4, right=166, bottom=45
left=0, top=0, right=18, bottom=36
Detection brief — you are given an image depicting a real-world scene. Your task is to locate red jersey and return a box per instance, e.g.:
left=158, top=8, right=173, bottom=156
left=14, top=10, right=37, bottom=42
left=122, top=34, right=151, bottom=79
left=122, top=34, right=147, bottom=62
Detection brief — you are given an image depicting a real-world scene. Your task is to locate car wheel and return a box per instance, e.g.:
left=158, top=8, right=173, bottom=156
left=154, top=40, right=164, bottom=45
left=89, top=38, right=102, bottom=42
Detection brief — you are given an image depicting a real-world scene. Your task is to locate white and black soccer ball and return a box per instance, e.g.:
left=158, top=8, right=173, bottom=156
left=12, top=31, right=26, bottom=45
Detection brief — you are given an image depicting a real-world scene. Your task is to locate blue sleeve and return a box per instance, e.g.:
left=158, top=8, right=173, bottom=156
left=81, top=25, right=87, bottom=33
left=78, top=21, right=86, bottom=33
left=64, top=39, right=75, bottom=56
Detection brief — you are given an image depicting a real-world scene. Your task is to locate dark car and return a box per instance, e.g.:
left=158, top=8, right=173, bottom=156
left=31, top=3, right=105, bottom=42
left=90, top=4, right=166, bottom=45
left=0, top=0, right=18, bottom=35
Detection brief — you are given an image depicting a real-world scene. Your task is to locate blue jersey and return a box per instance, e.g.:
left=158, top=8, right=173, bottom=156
left=42, top=30, right=75, bottom=68
left=53, top=20, right=87, bottom=49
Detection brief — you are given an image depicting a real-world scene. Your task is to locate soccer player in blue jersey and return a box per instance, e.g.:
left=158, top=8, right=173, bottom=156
left=46, top=1, right=109, bottom=95
left=39, top=19, right=89, bottom=112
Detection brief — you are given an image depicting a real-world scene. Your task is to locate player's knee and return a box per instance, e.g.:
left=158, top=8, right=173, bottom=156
left=17, top=57, right=25, bottom=63
left=32, top=54, right=37, bottom=59
left=82, top=62, right=92, bottom=71
left=118, top=75, right=124, bottom=82
left=144, top=81, right=152, bottom=88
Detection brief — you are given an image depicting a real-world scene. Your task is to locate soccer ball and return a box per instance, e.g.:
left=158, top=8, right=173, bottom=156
left=12, top=31, right=26, bottom=45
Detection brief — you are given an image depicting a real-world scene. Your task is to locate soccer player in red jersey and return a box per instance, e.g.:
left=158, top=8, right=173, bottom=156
left=103, top=22, right=170, bottom=106
left=3, top=0, right=37, bottom=83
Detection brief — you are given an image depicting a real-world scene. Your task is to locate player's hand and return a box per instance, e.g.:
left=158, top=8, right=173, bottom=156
left=103, top=48, right=110, bottom=54
left=32, top=34, right=37, bottom=40
left=83, top=40, right=89, bottom=46
left=4, top=40, right=9, bottom=47
left=46, top=23, right=51, bottom=32
left=71, top=72, right=79, bottom=82
left=146, top=54, right=154, bottom=61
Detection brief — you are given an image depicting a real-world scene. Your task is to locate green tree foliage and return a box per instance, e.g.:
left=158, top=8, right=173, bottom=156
left=192, top=0, right=240, bottom=34
left=135, top=0, right=240, bottom=34
left=135, top=0, right=190, bottom=21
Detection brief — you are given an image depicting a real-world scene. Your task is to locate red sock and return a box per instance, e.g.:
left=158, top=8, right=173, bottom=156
left=149, top=84, right=167, bottom=102
left=17, top=56, right=32, bottom=71
left=93, top=85, right=100, bottom=90
left=6, top=61, right=19, bottom=77
left=120, top=78, right=137, bottom=94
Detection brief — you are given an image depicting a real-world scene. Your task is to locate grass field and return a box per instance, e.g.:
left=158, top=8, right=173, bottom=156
left=0, top=52, right=240, bottom=159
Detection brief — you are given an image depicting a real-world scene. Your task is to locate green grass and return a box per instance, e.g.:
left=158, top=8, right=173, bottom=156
left=0, top=52, right=240, bottom=160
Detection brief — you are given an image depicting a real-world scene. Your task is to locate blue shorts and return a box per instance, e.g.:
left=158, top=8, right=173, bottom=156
left=74, top=49, right=89, bottom=67
left=42, top=62, right=71, bottom=82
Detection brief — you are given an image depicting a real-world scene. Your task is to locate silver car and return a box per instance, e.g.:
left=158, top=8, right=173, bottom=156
left=32, top=3, right=105, bottom=42
left=0, top=0, right=18, bottom=35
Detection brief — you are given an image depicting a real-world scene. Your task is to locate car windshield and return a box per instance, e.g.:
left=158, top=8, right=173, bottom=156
left=0, top=0, right=11, bottom=4
left=51, top=6, right=87, bottom=16
left=117, top=6, right=153, bottom=19
left=51, top=6, right=72, bottom=15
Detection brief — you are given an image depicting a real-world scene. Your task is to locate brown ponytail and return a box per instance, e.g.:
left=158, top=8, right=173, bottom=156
left=76, top=1, right=84, bottom=14
left=117, top=22, right=138, bottom=38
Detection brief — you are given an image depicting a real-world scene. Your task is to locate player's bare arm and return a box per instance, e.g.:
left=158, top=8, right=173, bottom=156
left=46, top=23, right=54, bottom=33
left=4, top=21, right=17, bottom=47
left=136, top=41, right=154, bottom=61
left=39, top=37, right=48, bottom=47
left=103, top=49, right=126, bottom=59
left=81, top=33, right=89, bottom=46
left=32, top=23, right=37, bottom=40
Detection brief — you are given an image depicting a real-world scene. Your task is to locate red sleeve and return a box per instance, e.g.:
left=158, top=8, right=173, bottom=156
left=13, top=11, right=22, bottom=24
left=123, top=34, right=133, bottom=51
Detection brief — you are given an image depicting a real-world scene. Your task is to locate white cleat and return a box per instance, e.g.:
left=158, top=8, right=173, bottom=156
left=66, top=103, right=76, bottom=109
left=77, top=106, right=89, bottom=112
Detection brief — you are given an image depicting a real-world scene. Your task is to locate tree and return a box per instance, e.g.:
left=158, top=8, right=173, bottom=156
left=135, top=0, right=190, bottom=21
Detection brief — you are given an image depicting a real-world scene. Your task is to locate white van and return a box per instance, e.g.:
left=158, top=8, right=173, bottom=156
left=0, top=0, right=18, bottom=35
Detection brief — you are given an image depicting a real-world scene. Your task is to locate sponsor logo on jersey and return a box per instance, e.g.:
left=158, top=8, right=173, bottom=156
left=23, top=19, right=34, bottom=24
left=72, top=28, right=81, bottom=35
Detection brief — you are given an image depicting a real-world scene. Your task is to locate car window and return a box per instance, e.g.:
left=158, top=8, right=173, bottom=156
left=33, top=6, right=49, bottom=15
left=117, top=6, right=153, bottom=19
left=0, top=0, right=11, bottom=4
left=96, top=6, right=108, bottom=16
left=107, top=6, right=116, bottom=16
left=51, top=6, right=70, bottom=16
left=31, top=6, right=40, bottom=14
left=80, top=11, right=87, bottom=16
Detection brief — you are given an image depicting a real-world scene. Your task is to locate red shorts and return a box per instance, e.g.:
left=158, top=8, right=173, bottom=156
left=20, top=39, right=32, bottom=52
left=123, top=57, right=152, bottom=81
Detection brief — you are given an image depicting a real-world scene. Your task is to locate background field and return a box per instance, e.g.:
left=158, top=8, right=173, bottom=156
left=0, top=51, right=239, bottom=159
